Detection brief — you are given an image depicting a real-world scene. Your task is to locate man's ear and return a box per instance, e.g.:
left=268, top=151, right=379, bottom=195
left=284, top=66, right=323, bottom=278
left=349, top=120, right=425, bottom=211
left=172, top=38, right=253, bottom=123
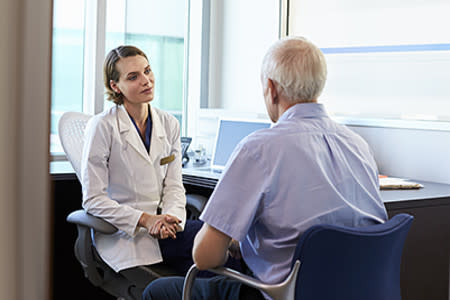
left=110, top=80, right=120, bottom=94
left=267, top=79, right=279, bottom=104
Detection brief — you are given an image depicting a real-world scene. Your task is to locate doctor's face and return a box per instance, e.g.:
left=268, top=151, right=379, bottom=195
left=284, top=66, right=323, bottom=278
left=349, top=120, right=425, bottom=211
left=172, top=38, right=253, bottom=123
left=110, top=55, right=155, bottom=105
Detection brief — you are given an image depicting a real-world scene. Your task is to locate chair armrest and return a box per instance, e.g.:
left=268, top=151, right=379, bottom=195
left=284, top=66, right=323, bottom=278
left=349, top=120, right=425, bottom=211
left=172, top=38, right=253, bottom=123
left=182, top=260, right=301, bottom=300
left=186, top=194, right=207, bottom=220
left=66, top=209, right=118, bottom=234
left=66, top=210, right=117, bottom=287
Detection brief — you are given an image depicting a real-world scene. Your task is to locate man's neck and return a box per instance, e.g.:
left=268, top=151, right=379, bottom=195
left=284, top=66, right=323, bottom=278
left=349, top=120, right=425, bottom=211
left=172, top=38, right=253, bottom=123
left=276, top=98, right=317, bottom=121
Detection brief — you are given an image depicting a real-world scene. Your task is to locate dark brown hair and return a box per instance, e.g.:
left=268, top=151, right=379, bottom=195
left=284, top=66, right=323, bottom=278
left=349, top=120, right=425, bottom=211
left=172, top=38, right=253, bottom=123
left=103, top=45, right=148, bottom=105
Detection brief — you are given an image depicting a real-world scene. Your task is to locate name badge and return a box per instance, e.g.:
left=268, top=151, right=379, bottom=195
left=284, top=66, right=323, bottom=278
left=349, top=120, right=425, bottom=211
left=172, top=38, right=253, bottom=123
left=160, top=154, right=175, bottom=165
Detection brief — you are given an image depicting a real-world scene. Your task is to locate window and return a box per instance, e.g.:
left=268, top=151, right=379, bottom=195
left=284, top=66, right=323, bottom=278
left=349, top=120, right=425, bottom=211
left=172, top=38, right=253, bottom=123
left=51, top=0, right=85, bottom=154
left=286, top=0, right=450, bottom=130
left=104, top=0, right=186, bottom=123
left=51, top=0, right=187, bottom=155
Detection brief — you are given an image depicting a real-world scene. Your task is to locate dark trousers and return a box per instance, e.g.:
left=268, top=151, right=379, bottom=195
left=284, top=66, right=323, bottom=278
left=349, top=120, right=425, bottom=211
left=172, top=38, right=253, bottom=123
left=142, top=275, right=264, bottom=300
left=158, top=220, right=242, bottom=276
left=157, top=219, right=204, bottom=275
left=143, top=220, right=264, bottom=299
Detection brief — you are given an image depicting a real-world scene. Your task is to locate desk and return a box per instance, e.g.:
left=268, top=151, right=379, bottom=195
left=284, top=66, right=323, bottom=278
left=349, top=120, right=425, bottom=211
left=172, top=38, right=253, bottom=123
left=51, top=161, right=450, bottom=300
left=381, top=181, right=450, bottom=300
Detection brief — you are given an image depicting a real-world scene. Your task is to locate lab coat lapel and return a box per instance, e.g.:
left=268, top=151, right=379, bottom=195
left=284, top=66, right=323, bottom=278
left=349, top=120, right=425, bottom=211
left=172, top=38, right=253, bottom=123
left=117, top=105, right=152, bottom=164
left=148, top=106, right=166, bottom=164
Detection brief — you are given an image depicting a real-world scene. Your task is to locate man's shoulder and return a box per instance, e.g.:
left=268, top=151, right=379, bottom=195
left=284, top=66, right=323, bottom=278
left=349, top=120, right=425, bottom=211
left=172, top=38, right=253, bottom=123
left=236, top=127, right=282, bottom=158
left=331, top=121, right=370, bottom=147
left=239, top=126, right=272, bottom=145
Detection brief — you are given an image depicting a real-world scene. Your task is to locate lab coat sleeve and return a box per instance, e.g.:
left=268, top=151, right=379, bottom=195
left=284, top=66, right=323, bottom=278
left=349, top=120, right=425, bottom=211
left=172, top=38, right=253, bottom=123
left=160, top=117, right=187, bottom=230
left=81, top=116, right=143, bottom=237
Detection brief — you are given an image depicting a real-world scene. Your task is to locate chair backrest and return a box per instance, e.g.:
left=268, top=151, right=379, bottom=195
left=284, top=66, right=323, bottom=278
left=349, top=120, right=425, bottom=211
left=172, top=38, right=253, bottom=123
left=58, top=112, right=92, bottom=181
left=292, top=213, right=413, bottom=300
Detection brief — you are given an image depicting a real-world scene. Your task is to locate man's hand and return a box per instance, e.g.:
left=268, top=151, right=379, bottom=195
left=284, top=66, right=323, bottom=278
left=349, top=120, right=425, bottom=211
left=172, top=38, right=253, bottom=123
left=228, top=239, right=241, bottom=259
left=139, top=213, right=181, bottom=239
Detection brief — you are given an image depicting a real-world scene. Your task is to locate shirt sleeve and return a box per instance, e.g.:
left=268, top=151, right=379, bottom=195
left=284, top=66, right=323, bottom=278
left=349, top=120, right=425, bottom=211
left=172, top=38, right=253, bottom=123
left=81, top=116, right=143, bottom=237
left=200, top=141, right=267, bottom=241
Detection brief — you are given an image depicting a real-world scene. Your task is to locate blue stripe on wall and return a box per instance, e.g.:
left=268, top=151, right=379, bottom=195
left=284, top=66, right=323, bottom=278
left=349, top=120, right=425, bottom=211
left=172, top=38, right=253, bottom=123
left=321, top=43, right=450, bottom=54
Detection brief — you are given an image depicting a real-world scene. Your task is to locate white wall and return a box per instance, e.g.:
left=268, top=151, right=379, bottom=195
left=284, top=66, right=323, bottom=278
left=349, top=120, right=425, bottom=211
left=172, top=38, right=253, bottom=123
left=191, top=0, right=450, bottom=185
left=0, top=0, right=52, bottom=299
left=208, top=0, right=279, bottom=112
left=349, top=126, right=450, bottom=184
left=189, top=0, right=279, bottom=152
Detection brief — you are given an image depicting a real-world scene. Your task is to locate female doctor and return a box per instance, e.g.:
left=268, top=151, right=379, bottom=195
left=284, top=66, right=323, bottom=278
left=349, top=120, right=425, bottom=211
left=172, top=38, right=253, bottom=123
left=81, top=45, right=202, bottom=275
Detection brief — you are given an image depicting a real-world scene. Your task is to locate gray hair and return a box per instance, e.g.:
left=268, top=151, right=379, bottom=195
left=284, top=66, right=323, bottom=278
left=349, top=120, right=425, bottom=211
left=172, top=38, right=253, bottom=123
left=261, top=37, right=327, bottom=103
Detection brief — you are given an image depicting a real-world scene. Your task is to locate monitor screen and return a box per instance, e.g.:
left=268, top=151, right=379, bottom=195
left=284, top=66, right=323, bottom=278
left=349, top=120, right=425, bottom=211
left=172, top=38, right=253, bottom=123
left=212, top=119, right=271, bottom=168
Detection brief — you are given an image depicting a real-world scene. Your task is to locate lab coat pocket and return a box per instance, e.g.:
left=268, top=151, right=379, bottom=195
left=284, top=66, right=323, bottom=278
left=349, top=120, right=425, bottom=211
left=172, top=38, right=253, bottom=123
left=153, top=140, right=172, bottom=180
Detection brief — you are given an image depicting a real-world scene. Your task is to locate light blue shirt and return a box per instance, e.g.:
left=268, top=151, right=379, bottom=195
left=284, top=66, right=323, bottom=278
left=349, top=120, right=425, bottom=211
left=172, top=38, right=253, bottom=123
left=200, top=103, right=387, bottom=285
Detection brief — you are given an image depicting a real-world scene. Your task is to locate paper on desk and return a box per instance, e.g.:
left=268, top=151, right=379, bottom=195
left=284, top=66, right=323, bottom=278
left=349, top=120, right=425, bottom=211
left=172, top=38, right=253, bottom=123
left=379, top=177, right=424, bottom=190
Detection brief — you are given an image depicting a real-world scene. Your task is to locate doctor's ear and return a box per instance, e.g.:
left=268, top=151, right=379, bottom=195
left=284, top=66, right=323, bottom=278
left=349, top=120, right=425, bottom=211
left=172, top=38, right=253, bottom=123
left=110, top=80, right=121, bottom=94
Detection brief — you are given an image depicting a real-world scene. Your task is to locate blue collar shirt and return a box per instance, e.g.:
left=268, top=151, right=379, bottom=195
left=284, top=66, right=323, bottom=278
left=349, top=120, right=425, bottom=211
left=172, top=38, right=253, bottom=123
left=128, top=105, right=153, bottom=153
left=200, top=103, right=387, bottom=286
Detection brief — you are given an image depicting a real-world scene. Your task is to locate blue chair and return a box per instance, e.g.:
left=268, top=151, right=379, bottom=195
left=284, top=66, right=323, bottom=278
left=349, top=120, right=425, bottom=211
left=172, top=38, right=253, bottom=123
left=183, top=213, right=413, bottom=300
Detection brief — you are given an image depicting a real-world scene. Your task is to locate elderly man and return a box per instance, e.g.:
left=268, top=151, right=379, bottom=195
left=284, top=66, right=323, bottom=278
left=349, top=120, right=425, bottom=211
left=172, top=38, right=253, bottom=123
left=142, top=36, right=388, bottom=300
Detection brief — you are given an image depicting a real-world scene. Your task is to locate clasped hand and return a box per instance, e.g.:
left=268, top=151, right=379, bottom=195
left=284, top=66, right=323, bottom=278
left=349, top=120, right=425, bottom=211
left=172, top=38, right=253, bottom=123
left=139, top=213, right=181, bottom=240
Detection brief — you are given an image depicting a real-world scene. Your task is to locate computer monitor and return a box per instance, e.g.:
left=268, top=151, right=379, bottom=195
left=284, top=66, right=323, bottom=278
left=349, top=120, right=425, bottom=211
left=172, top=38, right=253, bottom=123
left=210, top=119, right=271, bottom=171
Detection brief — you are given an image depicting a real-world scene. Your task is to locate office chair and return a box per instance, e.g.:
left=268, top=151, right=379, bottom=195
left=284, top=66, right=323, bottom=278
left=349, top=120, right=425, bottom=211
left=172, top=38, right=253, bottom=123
left=58, top=111, right=207, bottom=300
left=183, top=213, right=414, bottom=300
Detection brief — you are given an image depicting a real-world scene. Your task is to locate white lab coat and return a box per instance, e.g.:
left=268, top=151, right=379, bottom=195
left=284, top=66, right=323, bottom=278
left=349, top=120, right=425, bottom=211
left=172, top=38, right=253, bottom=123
left=81, top=104, right=186, bottom=272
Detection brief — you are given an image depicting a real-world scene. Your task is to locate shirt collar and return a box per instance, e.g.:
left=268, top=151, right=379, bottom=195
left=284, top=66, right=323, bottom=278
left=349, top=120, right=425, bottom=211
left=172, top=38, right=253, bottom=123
left=278, top=102, right=328, bottom=123
left=128, top=105, right=153, bottom=152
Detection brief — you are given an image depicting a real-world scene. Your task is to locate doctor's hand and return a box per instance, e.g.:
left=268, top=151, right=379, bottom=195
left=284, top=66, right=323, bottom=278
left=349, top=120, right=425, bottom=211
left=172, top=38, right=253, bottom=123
left=151, top=215, right=181, bottom=239
left=159, top=215, right=183, bottom=239
left=138, top=213, right=181, bottom=240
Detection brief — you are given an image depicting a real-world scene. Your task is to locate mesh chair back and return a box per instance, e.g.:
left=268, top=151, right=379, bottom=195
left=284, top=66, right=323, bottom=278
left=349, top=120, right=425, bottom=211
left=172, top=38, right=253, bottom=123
left=292, top=213, right=413, bottom=300
left=58, top=112, right=92, bottom=181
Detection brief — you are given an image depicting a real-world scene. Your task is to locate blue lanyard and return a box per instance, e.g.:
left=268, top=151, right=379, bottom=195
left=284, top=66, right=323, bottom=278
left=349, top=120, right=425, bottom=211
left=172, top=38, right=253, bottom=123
left=129, top=106, right=152, bottom=153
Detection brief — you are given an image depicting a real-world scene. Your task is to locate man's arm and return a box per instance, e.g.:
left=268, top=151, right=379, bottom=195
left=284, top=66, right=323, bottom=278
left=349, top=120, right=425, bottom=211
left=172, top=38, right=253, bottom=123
left=192, top=223, right=232, bottom=270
